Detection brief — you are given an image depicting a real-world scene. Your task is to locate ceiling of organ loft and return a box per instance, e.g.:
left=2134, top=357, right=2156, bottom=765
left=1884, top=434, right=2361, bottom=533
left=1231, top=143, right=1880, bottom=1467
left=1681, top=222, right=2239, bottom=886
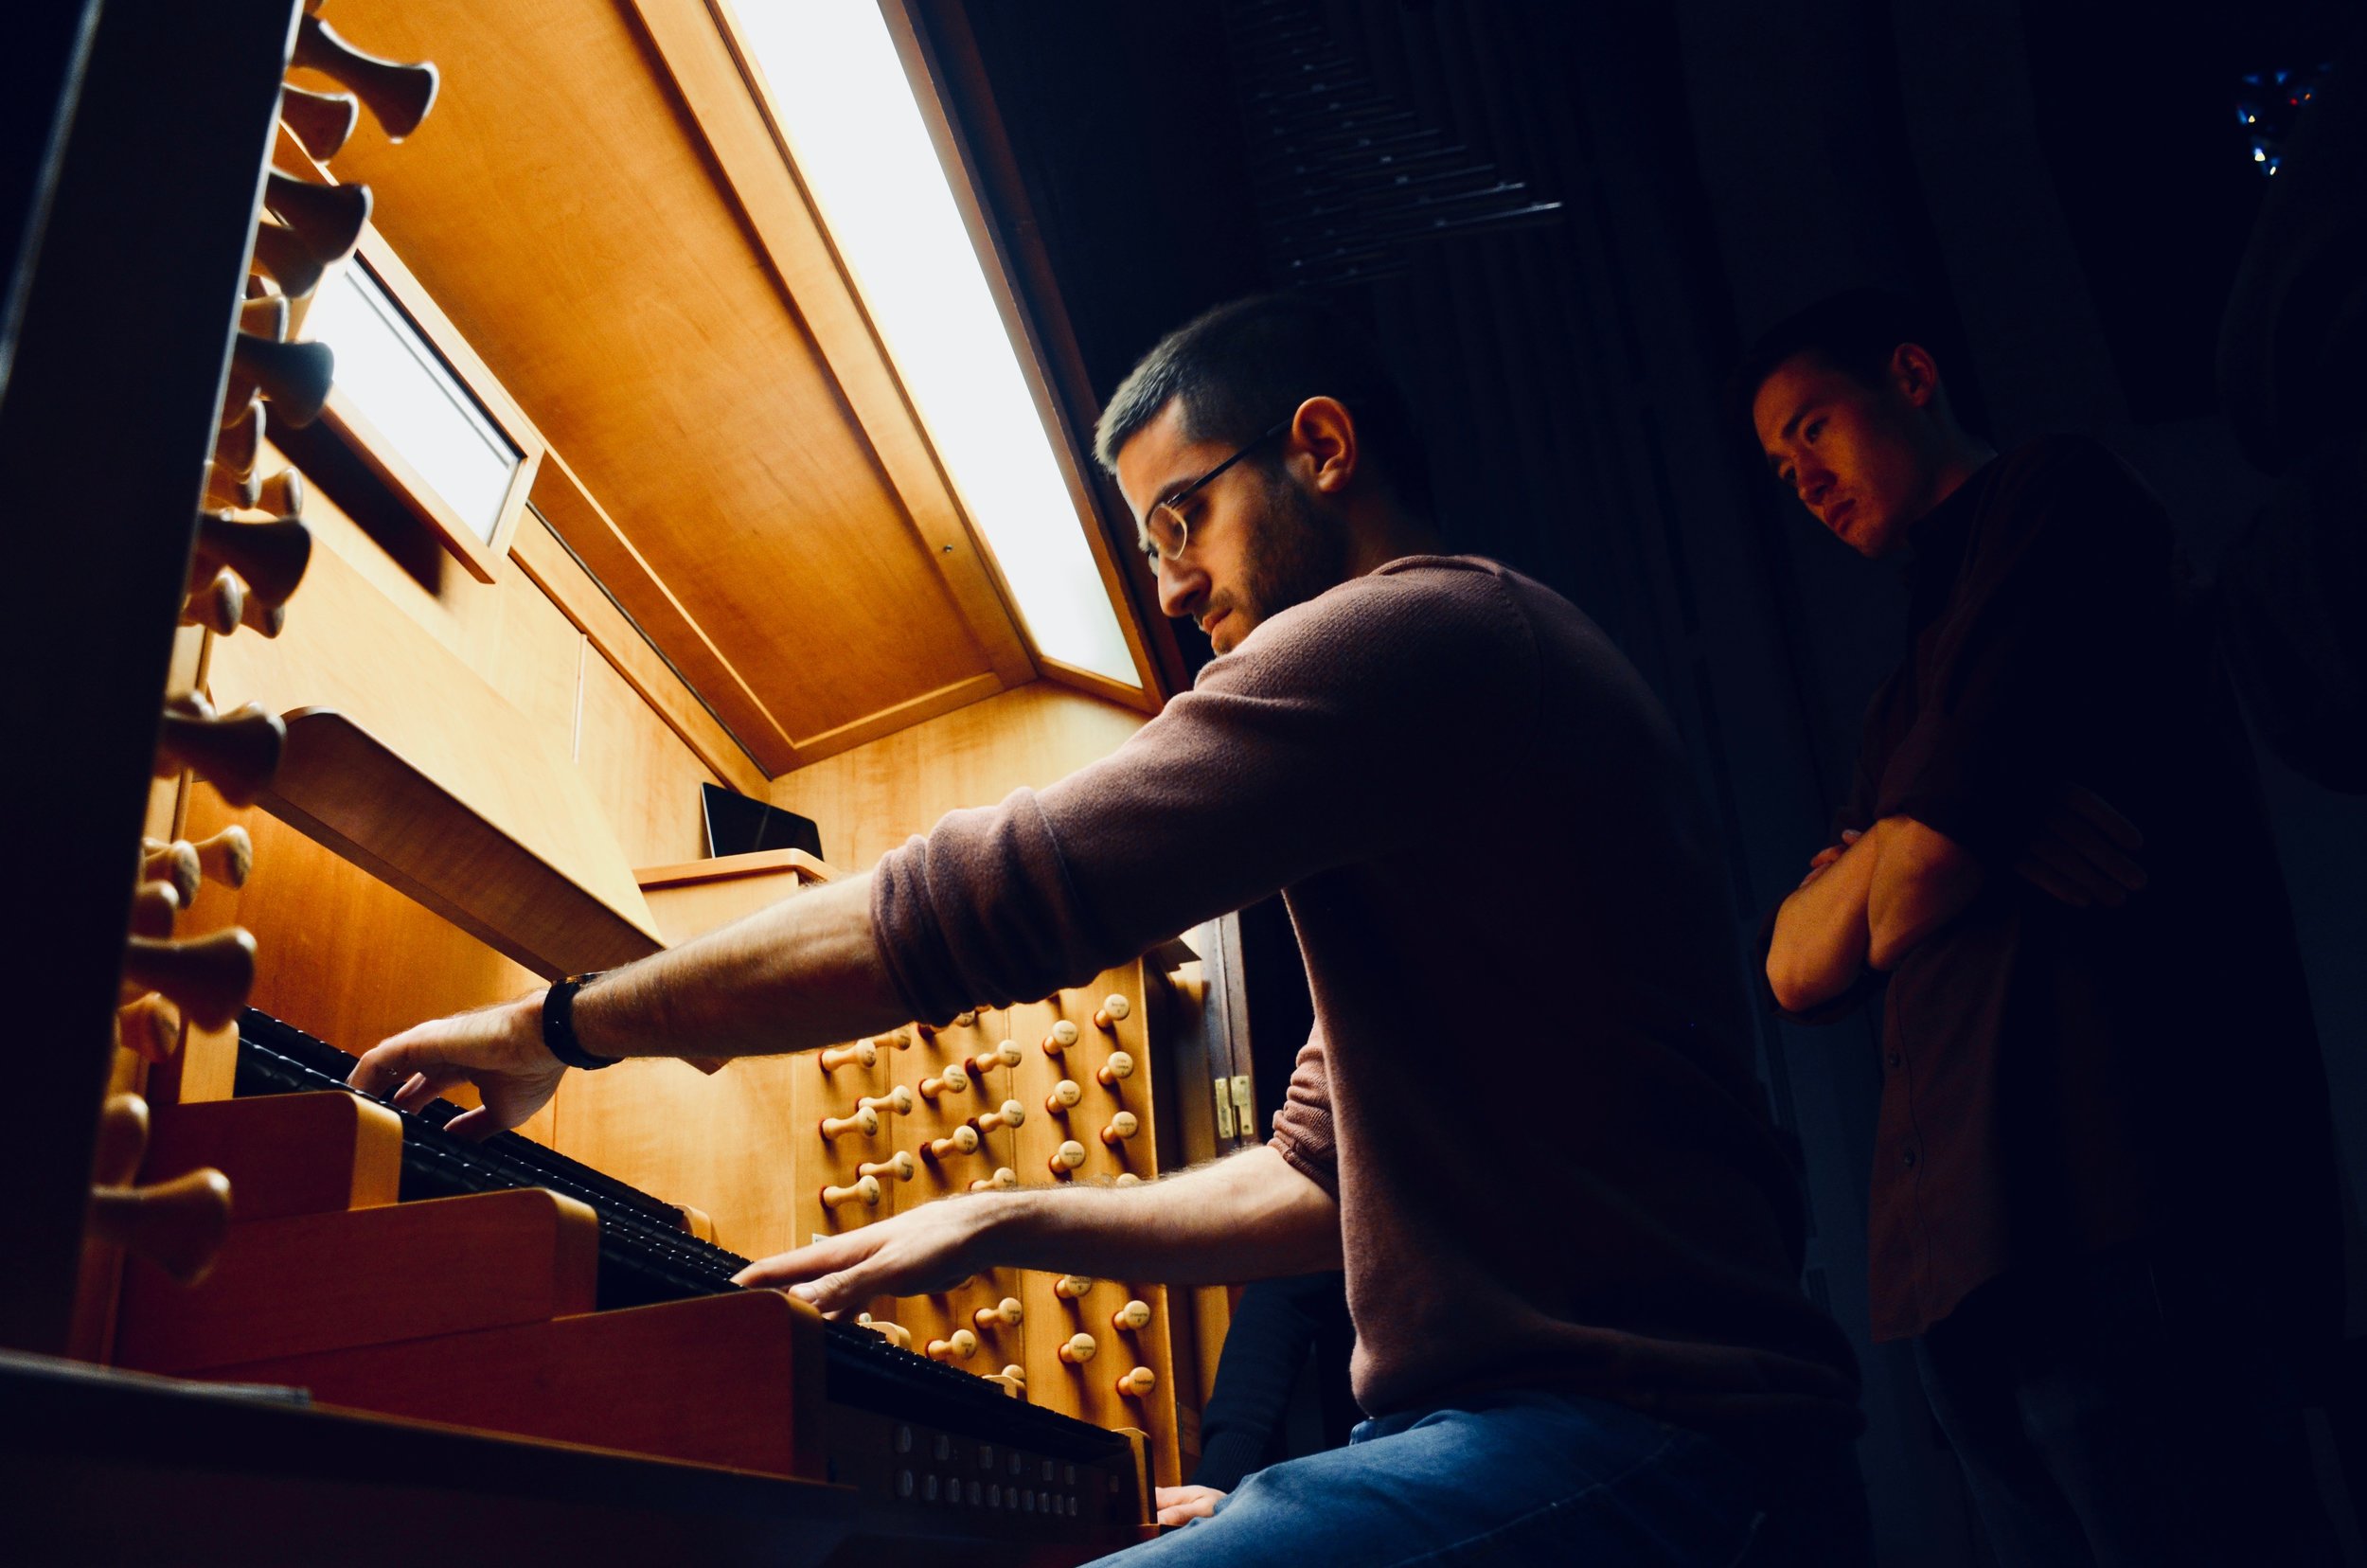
left=313, top=0, right=1155, bottom=775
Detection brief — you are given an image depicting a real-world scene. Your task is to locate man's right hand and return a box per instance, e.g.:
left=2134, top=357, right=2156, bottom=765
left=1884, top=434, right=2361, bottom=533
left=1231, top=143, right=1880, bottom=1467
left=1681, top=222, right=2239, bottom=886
left=1155, top=1485, right=1228, bottom=1526
left=733, top=1190, right=997, bottom=1313
left=2014, top=784, right=2145, bottom=908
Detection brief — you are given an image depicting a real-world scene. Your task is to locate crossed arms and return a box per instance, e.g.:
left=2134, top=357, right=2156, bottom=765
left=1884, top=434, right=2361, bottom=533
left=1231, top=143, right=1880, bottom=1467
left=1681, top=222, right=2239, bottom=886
left=1765, top=786, right=2146, bottom=1015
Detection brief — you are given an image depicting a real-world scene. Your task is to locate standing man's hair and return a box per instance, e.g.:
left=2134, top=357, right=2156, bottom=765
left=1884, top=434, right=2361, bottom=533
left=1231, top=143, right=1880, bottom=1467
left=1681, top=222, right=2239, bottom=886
left=1726, top=287, right=1963, bottom=430
left=1095, top=294, right=1433, bottom=514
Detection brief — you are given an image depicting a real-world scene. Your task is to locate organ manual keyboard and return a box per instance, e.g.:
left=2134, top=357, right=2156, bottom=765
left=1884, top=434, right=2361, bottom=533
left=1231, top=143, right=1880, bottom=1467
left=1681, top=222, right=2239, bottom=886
left=90, top=1006, right=1153, bottom=1557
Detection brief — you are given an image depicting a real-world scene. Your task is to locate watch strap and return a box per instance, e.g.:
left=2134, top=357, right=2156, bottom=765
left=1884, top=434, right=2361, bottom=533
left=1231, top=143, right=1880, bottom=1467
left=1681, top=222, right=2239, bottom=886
left=541, top=971, right=617, bottom=1070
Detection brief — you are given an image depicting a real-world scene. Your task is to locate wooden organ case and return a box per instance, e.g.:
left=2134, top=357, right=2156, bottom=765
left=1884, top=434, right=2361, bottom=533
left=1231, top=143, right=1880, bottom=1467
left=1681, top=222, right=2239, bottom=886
left=4, top=1, right=1255, bottom=1561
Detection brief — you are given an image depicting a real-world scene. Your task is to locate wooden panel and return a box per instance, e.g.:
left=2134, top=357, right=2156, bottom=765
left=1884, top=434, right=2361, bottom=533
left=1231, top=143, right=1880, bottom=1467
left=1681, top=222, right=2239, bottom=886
left=550, top=859, right=824, bottom=1262
left=576, top=648, right=721, bottom=871
left=769, top=683, right=1148, bottom=871
left=208, top=1292, right=827, bottom=1481
left=143, top=1094, right=403, bottom=1223
left=508, top=498, right=768, bottom=793
left=115, top=1188, right=600, bottom=1375
left=207, top=533, right=665, bottom=971
left=322, top=0, right=1004, bottom=746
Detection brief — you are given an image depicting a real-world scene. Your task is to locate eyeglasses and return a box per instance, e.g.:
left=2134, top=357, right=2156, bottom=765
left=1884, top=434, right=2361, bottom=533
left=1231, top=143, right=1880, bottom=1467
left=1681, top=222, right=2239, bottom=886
left=1137, top=419, right=1292, bottom=565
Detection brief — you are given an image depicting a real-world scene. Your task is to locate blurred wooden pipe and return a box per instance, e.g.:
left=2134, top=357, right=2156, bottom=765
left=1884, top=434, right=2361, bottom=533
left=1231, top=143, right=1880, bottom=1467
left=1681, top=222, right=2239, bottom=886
left=215, top=397, right=263, bottom=478
left=88, top=1168, right=232, bottom=1286
left=249, top=223, right=323, bottom=299
left=128, top=882, right=181, bottom=940
left=115, top=994, right=183, bottom=1065
left=224, top=331, right=334, bottom=427
left=279, top=83, right=360, bottom=161
left=293, top=14, right=440, bottom=140
left=264, top=171, right=370, bottom=266
left=121, top=928, right=257, bottom=1031
left=203, top=459, right=261, bottom=511
left=195, top=512, right=312, bottom=608
left=181, top=567, right=245, bottom=634
left=138, top=840, right=202, bottom=907
left=155, top=697, right=285, bottom=807
left=92, top=1094, right=149, bottom=1187
left=146, top=827, right=252, bottom=891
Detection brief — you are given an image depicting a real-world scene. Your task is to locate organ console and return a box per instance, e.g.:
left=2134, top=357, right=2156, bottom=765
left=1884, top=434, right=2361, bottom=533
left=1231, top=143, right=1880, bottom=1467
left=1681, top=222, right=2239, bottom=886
left=16, top=4, right=1239, bottom=1557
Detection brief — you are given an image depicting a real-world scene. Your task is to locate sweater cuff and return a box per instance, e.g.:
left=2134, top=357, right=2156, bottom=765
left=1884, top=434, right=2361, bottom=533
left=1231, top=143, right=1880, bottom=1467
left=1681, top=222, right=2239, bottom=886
left=1190, top=1429, right=1271, bottom=1493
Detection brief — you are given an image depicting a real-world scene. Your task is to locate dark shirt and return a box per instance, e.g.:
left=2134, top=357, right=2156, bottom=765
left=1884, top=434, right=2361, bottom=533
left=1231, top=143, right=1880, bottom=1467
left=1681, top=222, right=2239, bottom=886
left=1778, top=437, right=2340, bottom=1345
left=1189, top=1273, right=1357, bottom=1493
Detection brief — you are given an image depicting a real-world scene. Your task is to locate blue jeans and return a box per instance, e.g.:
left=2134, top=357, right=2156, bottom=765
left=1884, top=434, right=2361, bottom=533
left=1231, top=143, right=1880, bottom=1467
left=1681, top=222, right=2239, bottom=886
left=1089, top=1390, right=1854, bottom=1567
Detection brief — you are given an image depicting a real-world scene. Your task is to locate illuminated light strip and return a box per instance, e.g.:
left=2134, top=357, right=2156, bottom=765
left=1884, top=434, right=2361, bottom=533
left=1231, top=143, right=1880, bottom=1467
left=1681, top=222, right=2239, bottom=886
left=732, top=0, right=1138, bottom=686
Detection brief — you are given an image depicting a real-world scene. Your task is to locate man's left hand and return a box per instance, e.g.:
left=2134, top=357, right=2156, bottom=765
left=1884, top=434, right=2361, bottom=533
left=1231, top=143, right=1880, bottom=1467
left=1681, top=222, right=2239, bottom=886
left=348, top=993, right=564, bottom=1141
left=1155, top=1485, right=1228, bottom=1526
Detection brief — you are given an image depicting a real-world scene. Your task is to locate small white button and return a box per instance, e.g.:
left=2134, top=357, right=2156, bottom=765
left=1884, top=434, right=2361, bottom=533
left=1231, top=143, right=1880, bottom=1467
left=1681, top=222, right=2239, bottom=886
left=988, top=1483, right=1002, bottom=1508
left=967, top=1481, right=981, bottom=1506
left=924, top=1475, right=939, bottom=1502
left=897, top=1470, right=914, bottom=1498
left=980, top=1444, right=996, bottom=1470
left=934, top=1434, right=951, bottom=1462
left=895, top=1424, right=913, bottom=1454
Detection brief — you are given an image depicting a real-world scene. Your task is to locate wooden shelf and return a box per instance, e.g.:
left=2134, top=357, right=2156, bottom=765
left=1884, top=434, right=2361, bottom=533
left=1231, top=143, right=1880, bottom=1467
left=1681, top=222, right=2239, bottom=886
left=263, top=708, right=665, bottom=978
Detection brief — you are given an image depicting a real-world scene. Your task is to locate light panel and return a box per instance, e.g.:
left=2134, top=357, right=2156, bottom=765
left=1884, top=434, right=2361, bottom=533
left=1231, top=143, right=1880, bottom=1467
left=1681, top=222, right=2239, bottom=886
left=732, top=0, right=1138, bottom=686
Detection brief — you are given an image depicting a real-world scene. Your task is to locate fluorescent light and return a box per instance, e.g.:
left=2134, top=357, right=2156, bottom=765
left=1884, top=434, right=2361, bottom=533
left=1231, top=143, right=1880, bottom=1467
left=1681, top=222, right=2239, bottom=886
left=733, top=0, right=1138, bottom=686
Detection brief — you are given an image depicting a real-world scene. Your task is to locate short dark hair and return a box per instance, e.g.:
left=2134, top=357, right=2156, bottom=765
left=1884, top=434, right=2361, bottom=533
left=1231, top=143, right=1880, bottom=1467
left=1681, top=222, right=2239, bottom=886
left=1726, top=287, right=1956, bottom=432
left=1094, top=293, right=1432, bottom=513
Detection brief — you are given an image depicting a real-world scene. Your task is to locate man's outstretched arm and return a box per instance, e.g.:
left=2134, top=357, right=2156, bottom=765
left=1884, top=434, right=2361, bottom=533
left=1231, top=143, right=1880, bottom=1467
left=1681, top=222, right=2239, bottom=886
left=735, top=1146, right=1342, bottom=1315
left=348, top=872, right=899, bottom=1137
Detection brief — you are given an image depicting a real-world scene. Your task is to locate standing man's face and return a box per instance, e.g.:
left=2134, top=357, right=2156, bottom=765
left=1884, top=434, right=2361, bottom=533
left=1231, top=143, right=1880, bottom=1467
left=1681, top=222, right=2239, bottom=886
left=1116, top=400, right=1350, bottom=656
left=1752, top=347, right=1949, bottom=560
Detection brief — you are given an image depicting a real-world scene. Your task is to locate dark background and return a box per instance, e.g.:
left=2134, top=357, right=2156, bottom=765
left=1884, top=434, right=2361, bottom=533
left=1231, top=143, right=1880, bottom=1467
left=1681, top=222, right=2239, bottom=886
left=917, top=2, right=2367, bottom=1559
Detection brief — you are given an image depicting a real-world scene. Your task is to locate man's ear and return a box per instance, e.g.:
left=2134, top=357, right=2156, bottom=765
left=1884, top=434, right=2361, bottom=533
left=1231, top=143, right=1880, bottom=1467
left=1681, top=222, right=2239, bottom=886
left=1891, top=344, right=1943, bottom=410
left=1290, top=396, right=1361, bottom=493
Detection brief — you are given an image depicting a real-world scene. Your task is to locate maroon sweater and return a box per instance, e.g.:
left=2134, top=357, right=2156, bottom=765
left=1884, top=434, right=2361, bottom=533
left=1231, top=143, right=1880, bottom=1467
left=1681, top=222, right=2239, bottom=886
left=872, top=557, right=1861, bottom=1448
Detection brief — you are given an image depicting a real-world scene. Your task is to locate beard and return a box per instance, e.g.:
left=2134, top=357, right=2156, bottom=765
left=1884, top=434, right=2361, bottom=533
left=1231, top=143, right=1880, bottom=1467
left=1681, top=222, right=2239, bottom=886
left=1226, top=464, right=1354, bottom=644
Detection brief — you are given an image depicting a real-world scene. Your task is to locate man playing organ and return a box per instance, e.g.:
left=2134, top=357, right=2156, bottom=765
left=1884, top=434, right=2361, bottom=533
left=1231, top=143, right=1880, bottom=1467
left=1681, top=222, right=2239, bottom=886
left=354, top=294, right=1869, bottom=1565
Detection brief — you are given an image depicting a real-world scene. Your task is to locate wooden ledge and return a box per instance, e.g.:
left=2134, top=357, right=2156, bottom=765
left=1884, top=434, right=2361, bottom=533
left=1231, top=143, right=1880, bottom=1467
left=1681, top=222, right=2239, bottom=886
left=262, top=707, right=665, bottom=978
left=635, top=847, right=842, bottom=890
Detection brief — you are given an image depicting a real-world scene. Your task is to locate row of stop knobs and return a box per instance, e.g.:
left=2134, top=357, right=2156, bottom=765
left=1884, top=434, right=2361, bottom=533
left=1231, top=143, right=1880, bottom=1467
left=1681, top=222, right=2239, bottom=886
left=862, top=1286, right=1158, bottom=1399
left=816, top=997, right=1141, bottom=1210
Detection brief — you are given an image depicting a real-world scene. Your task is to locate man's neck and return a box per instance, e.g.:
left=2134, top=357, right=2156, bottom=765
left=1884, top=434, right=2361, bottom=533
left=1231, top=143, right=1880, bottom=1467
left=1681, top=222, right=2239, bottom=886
left=1909, top=431, right=1998, bottom=526
left=1344, top=503, right=1443, bottom=578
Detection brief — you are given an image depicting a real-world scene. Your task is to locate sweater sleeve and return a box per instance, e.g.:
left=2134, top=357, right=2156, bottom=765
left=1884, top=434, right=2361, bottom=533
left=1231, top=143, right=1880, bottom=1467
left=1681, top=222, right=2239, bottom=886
left=870, top=564, right=1539, bottom=1022
left=1266, top=1030, right=1337, bottom=1196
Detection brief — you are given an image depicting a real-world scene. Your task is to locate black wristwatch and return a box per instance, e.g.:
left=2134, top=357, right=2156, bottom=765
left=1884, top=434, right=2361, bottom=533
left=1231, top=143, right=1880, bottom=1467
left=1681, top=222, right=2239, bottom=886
left=541, top=971, right=619, bottom=1070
